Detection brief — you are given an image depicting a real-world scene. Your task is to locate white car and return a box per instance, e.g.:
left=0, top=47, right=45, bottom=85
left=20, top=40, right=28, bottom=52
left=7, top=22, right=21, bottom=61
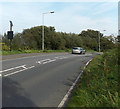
left=72, top=47, right=86, bottom=54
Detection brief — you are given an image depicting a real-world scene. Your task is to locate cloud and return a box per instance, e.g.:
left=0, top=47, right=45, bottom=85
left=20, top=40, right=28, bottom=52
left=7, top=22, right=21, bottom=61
left=46, top=2, right=117, bottom=35
left=0, top=2, right=118, bottom=36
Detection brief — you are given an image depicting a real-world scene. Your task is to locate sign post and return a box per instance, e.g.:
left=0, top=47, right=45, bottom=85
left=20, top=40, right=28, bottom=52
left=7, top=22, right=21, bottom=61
left=7, top=21, right=13, bottom=51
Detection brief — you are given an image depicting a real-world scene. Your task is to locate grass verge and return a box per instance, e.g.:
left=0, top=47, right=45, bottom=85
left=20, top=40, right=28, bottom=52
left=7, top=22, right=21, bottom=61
left=67, top=48, right=119, bottom=108
left=0, top=49, right=71, bottom=55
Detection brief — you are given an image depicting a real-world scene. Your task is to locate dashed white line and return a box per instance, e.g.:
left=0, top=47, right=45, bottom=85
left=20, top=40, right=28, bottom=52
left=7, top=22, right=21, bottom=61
left=36, top=59, right=50, bottom=64
left=55, top=56, right=67, bottom=59
left=42, top=59, right=56, bottom=64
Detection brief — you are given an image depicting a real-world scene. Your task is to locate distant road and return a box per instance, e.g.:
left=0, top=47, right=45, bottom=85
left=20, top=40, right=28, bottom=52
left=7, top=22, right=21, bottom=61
left=2, top=52, right=96, bottom=107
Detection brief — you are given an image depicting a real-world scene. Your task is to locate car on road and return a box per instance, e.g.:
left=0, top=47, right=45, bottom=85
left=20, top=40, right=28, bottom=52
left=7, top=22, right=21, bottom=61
left=72, top=47, right=86, bottom=54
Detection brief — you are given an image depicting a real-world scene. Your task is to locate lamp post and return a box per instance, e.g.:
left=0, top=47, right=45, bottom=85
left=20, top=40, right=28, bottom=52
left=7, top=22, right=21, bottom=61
left=42, top=11, right=54, bottom=50
left=98, top=30, right=106, bottom=52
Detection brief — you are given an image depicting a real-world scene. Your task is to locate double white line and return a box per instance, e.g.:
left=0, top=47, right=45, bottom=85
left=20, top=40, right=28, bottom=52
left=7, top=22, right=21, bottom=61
left=1, top=65, right=35, bottom=77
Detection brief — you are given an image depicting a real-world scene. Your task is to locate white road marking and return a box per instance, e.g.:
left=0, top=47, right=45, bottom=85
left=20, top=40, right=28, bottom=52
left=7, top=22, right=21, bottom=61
left=0, top=65, right=25, bottom=73
left=42, top=59, right=56, bottom=64
left=36, top=59, right=50, bottom=64
left=22, top=66, right=27, bottom=69
left=58, top=71, right=83, bottom=108
left=0, top=74, right=1, bottom=77
left=4, top=66, right=35, bottom=77
left=55, top=56, right=68, bottom=59
left=86, top=59, right=93, bottom=66
left=57, top=58, right=93, bottom=108
left=1, top=53, right=69, bottom=62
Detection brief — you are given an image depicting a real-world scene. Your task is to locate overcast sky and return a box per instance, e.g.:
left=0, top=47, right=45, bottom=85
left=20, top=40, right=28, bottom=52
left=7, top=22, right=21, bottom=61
left=0, top=0, right=119, bottom=36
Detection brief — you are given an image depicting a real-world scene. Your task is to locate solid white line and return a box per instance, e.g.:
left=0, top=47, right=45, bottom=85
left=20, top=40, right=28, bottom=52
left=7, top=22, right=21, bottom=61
left=0, top=65, right=25, bottom=73
left=85, top=59, right=93, bottom=66
left=58, top=72, right=83, bottom=108
left=57, top=58, right=93, bottom=108
left=4, top=66, right=35, bottom=77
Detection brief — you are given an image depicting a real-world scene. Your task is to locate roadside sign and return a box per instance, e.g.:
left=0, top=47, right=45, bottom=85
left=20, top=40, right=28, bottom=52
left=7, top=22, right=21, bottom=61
left=7, top=31, right=13, bottom=40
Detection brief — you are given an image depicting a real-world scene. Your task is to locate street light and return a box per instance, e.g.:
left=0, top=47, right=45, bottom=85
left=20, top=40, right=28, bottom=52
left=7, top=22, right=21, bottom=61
left=42, top=11, right=54, bottom=50
left=98, top=30, right=106, bottom=52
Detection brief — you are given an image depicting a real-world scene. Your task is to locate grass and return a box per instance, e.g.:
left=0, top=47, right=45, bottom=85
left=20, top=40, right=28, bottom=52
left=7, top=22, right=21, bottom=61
left=0, top=49, right=71, bottom=55
left=0, top=48, right=96, bottom=55
left=67, top=48, right=119, bottom=108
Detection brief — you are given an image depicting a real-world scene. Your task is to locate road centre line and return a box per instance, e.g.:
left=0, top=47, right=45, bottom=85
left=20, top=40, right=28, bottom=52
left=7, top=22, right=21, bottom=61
left=2, top=53, right=69, bottom=62
left=4, top=66, right=35, bottom=77
left=36, top=59, right=51, bottom=64
left=2, top=56, right=68, bottom=77
left=0, top=65, right=26, bottom=73
left=55, top=56, right=67, bottom=59
left=36, top=56, right=68, bottom=64
left=38, top=59, right=51, bottom=62
left=42, top=59, right=56, bottom=64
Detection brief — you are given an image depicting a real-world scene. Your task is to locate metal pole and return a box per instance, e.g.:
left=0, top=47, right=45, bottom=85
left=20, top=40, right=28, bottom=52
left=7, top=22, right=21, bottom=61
left=9, top=21, right=13, bottom=51
left=41, top=11, right=54, bottom=50
left=42, top=13, right=44, bottom=50
left=10, top=21, right=13, bottom=31
left=9, top=36, right=12, bottom=51
left=98, top=31, right=100, bottom=52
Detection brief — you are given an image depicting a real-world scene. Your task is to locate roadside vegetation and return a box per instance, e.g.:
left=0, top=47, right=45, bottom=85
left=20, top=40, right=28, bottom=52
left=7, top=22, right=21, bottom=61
left=0, top=26, right=117, bottom=55
left=1, top=49, right=71, bottom=55
left=0, top=25, right=119, bottom=107
left=67, top=48, right=119, bottom=107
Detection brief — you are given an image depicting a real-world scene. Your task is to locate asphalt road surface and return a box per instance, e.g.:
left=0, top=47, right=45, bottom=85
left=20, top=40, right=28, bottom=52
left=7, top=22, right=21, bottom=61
left=1, top=52, right=96, bottom=108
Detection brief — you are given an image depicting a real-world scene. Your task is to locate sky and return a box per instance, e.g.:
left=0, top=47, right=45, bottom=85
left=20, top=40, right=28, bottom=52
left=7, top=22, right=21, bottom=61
left=0, top=0, right=119, bottom=36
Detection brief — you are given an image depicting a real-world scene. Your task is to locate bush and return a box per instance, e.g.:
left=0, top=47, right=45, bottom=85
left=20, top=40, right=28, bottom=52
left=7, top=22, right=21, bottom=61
left=67, top=48, right=119, bottom=107
left=2, top=44, right=10, bottom=51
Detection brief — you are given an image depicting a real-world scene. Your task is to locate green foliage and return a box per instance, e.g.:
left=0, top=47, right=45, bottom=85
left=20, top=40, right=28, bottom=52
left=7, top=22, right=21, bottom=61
left=67, top=49, right=119, bottom=107
left=79, top=29, right=115, bottom=51
left=2, top=49, right=70, bottom=55
left=2, top=27, right=115, bottom=51
left=2, top=44, right=10, bottom=51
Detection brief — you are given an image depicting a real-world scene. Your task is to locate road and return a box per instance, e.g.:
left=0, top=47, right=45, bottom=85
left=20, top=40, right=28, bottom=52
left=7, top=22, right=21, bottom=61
left=1, top=52, right=96, bottom=108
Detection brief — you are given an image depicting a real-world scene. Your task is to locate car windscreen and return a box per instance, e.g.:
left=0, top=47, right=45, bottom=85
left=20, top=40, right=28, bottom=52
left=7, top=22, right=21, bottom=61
left=73, top=47, right=80, bottom=50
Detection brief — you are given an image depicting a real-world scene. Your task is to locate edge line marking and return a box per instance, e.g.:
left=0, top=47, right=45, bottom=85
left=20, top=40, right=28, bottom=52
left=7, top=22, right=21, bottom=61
left=57, top=58, right=93, bottom=108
